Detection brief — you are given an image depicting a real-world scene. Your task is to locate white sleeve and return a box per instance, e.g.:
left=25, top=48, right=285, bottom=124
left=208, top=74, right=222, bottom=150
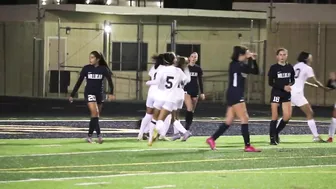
left=148, top=65, right=155, bottom=77
left=178, top=68, right=190, bottom=84
left=307, top=67, right=315, bottom=78
left=146, top=69, right=163, bottom=86
left=183, top=67, right=191, bottom=84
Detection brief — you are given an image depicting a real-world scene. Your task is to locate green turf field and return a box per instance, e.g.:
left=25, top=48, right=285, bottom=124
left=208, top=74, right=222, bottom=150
left=0, top=135, right=335, bottom=189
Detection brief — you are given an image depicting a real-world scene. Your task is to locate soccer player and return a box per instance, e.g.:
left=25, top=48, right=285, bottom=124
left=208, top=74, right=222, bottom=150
left=268, top=48, right=295, bottom=145
left=69, top=51, right=115, bottom=144
left=146, top=53, right=191, bottom=146
left=291, top=51, right=326, bottom=142
left=326, top=72, right=336, bottom=142
left=183, top=52, right=204, bottom=137
left=137, top=55, right=166, bottom=140
left=206, top=46, right=260, bottom=152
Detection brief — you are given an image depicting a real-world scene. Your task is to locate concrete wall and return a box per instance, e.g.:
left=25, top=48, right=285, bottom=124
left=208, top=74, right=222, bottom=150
left=43, top=11, right=267, bottom=101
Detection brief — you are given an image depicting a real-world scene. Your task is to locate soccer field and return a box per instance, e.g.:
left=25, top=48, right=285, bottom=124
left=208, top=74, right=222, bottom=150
left=1, top=136, right=336, bottom=189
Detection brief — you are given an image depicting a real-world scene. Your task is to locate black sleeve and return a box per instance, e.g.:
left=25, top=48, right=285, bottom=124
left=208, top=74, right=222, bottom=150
left=327, top=79, right=336, bottom=89
left=198, top=67, right=204, bottom=94
left=267, top=66, right=283, bottom=90
left=104, top=67, right=114, bottom=95
left=70, top=67, right=86, bottom=97
left=290, top=66, right=295, bottom=86
left=241, top=58, right=259, bottom=75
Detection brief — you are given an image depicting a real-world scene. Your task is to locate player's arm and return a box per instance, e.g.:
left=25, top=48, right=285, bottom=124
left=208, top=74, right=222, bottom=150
left=104, top=68, right=114, bottom=95
left=242, top=58, right=259, bottom=75
left=146, top=71, right=162, bottom=86
left=70, top=66, right=87, bottom=97
left=183, top=66, right=191, bottom=84
left=305, top=81, right=318, bottom=88
left=268, top=66, right=284, bottom=90
left=306, top=67, right=324, bottom=88
left=198, top=68, right=204, bottom=94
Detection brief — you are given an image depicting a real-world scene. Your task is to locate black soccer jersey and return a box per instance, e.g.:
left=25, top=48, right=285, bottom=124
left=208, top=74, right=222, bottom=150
left=327, top=79, right=336, bottom=89
left=184, top=64, right=204, bottom=96
left=70, top=64, right=114, bottom=97
left=226, top=59, right=259, bottom=105
left=268, top=63, right=295, bottom=97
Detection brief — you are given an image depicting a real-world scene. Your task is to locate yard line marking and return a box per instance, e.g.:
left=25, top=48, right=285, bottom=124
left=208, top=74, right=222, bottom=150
left=35, top=145, right=62, bottom=148
left=75, top=182, right=110, bottom=186
left=1, top=154, right=336, bottom=171
left=0, top=165, right=335, bottom=184
left=1, top=171, right=149, bottom=174
left=1, top=145, right=336, bottom=158
left=144, top=185, right=176, bottom=189
left=0, top=119, right=330, bottom=123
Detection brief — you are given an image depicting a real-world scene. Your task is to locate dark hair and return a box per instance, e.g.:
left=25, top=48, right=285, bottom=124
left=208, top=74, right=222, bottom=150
left=231, top=46, right=248, bottom=61
left=176, top=56, right=188, bottom=70
left=152, top=52, right=176, bottom=69
left=276, top=48, right=288, bottom=55
left=90, top=51, right=112, bottom=75
left=297, top=51, right=310, bottom=63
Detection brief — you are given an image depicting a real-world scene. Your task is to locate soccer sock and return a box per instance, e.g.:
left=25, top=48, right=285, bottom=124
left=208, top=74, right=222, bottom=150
left=276, top=119, right=289, bottom=134
left=161, top=114, right=172, bottom=136
left=88, top=117, right=95, bottom=137
left=148, top=119, right=157, bottom=142
left=156, top=120, right=165, bottom=134
left=307, top=119, right=319, bottom=137
left=138, top=113, right=152, bottom=138
left=241, top=124, right=250, bottom=147
left=173, top=124, right=179, bottom=134
left=329, top=118, right=336, bottom=138
left=211, top=123, right=230, bottom=140
left=185, top=111, right=194, bottom=130
left=91, top=117, right=100, bottom=137
left=173, top=120, right=187, bottom=134
left=269, top=120, right=277, bottom=138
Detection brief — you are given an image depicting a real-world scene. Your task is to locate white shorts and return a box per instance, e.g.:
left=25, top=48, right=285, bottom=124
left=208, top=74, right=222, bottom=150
left=153, top=101, right=176, bottom=112
left=175, top=99, right=184, bottom=110
left=291, top=93, right=308, bottom=107
left=146, top=96, right=155, bottom=108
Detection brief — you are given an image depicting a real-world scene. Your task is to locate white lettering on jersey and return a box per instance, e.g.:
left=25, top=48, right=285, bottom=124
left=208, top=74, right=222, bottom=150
left=87, top=74, right=103, bottom=79
left=277, top=72, right=291, bottom=78
left=190, top=72, right=198, bottom=77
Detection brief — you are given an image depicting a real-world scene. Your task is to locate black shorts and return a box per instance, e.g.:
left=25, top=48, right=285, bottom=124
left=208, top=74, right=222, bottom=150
left=84, top=93, right=104, bottom=104
left=270, top=94, right=291, bottom=104
left=184, top=89, right=199, bottom=98
left=227, top=93, right=245, bottom=106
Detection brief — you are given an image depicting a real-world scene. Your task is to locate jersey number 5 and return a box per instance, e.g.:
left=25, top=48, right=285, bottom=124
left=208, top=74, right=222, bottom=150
left=294, top=68, right=301, bottom=79
left=165, top=76, right=174, bottom=89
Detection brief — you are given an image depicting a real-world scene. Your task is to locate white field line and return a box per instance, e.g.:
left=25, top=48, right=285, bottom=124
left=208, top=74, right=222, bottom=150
left=0, top=165, right=335, bottom=184
left=144, top=185, right=176, bottom=189
left=75, top=182, right=110, bottom=186
left=0, top=119, right=330, bottom=123
left=1, top=145, right=336, bottom=158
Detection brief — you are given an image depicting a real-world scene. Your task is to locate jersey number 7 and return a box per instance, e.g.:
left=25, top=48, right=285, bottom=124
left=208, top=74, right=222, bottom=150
left=165, top=76, right=174, bottom=89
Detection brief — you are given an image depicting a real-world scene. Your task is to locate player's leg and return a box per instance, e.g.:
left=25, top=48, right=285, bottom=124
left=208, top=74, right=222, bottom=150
left=275, top=101, right=292, bottom=143
left=233, top=102, right=261, bottom=152
left=148, top=101, right=163, bottom=146
left=87, top=101, right=99, bottom=144
left=206, top=106, right=235, bottom=150
left=327, top=104, right=336, bottom=142
left=155, top=102, right=173, bottom=141
left=158, top=113, right=172, bottom=141
left=270, top=100, right=279, bottom=145
left=184, top=93, right=194, bottom=131
left=299, top=103, right=325, bottom=142
left=96, top=101, right=104, bottom=144
left=137, top=97, right=155, bottom=140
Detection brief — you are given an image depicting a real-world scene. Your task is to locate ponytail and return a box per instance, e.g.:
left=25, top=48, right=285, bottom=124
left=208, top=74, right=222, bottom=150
left=90, top=51, right=112, bottom=75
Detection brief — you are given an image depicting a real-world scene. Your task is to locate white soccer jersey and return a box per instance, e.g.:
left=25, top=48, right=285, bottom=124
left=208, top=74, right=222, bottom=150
left=147, top=65, right=164, bottom=99
left=147, top=65, right=190, bottom=103
left=291, top=62, right=315, bottom=94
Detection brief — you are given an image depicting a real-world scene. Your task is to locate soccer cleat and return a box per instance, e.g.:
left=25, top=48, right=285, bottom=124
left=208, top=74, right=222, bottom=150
left=270, top=136, right=278, bottom=145
left=275, top=134, right=280, bottom=144
left=244, top=145, right=261, bottom=152
left=313, top=136, right=326, bottom=143
left=206, top=137, right=216, bottom=150
left=142, top=133, right=149, bottom=140
left=98, top=136, right=103, bottom=144
left=327, top=137, right=333, bottom=143
left=86, top=137, right=93, bottom=143
left=153, top=129, right=159, bottom=141
left=181, top=131, right=192, bottom=142
left=171, top=133, right=181, bottom=141
left=158, top=136, right=171, bottom=141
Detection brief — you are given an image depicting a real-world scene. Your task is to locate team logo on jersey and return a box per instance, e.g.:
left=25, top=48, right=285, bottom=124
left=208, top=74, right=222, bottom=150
left=277, top=72, right=291, bottom=78
left=190, top=72, right=198, bottom=77
left=88, top=74, right=103, bottom=79
left=241, top=73, right=248, bottom=78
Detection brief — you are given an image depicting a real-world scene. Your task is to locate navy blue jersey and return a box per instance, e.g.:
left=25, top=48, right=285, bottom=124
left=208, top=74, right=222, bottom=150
left=70, top=64, right=114, bottom=97
left=268, top=63, right=295, bottom=97
left=327, top=79, right=336, bottom=89
left=227, top=59, right=259, bottom=98
left=184, top=64, right=204, bottom=94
